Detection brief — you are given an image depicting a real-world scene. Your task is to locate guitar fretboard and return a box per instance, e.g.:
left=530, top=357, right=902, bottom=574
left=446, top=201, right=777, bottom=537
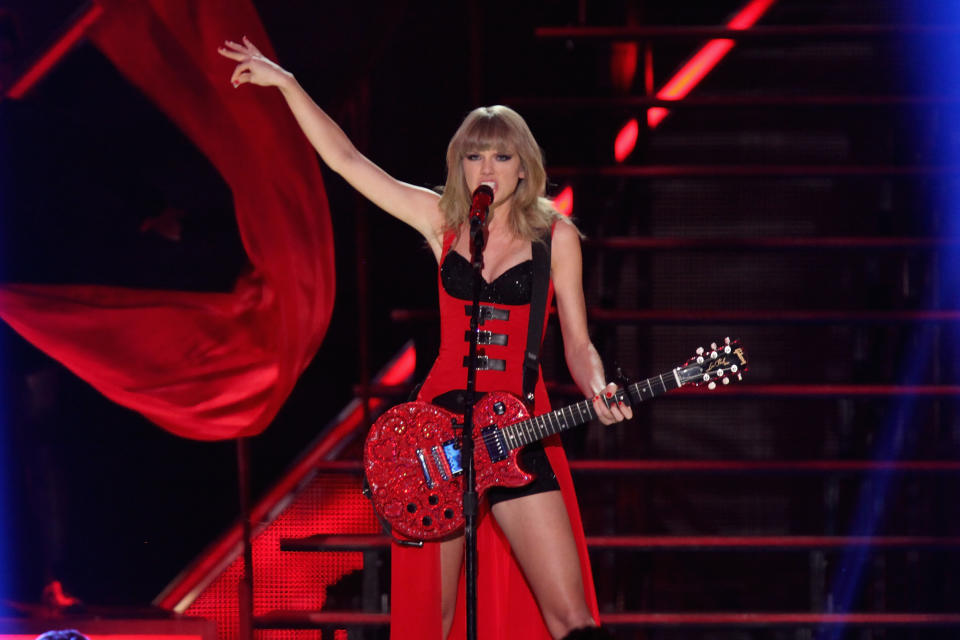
left=500, top=368, right=685, bottom=450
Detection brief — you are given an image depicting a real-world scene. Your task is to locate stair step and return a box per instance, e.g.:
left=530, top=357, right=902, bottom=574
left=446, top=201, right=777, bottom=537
left=389, top=309, right=960, bottom=324
left=568, top=459, right=960, bottom=473
left=534, top=24, right=960, bottom=40
left=353, top=381, right=960, bottom=400
left=254, top=609, right=960, bottom=629
left=582, top=236, right=960, bottom=250
left=601, top=612, right=960, bottom=626
left=504, top=95, right=960, bottom=109
left=254, top=611, right=389, bottom=629
left=280, top=534, right=960, bottom=552
left=549, top=164, right=960, bottom=178
left=308, top=459, right=960, bottom=476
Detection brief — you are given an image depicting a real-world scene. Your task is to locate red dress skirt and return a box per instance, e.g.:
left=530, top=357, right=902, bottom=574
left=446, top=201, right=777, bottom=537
left=388, top=234, right=599, bottom=639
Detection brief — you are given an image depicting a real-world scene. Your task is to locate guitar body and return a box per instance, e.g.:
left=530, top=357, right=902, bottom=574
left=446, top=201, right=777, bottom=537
left=363, top=338, right=748, bottom=541
left=364, top=391, right=534, bottom=541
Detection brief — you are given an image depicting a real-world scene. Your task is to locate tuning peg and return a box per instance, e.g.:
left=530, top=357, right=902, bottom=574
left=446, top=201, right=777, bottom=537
left=708, top=381, right=717, bottom=390
left=696, top=347, right=704, bottom=356
left=710, top=342, right=718, bottom=350
left=722, top=377, right=730, bottom=385
left=731, top=365, right=738, bottom=373
left=724, top=337, right=731, bottom=345
left=737, top=373, right=743, bottom=381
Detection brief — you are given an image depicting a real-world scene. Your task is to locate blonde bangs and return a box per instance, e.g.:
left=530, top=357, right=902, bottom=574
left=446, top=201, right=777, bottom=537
left=456, top=114, right=523, bottom=157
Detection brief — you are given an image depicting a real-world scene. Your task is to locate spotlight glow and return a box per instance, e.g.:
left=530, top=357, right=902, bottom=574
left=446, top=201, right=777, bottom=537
left=553, top=185, right=574, bottom=216
left=614, top=119, right=639, bottom=162
left=647, top=0, right=777, bottom=130
left=823, top=4, right=960, bottom=636
left=4, top=4, right=103, bottom=99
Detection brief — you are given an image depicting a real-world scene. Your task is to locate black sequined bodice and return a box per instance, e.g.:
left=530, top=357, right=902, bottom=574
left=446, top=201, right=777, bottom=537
left=440, top=251, right=533, bottom=305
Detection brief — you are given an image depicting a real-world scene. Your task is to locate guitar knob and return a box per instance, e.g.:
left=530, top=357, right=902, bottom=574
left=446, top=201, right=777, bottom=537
left=708, top=381, right=717, bottom=390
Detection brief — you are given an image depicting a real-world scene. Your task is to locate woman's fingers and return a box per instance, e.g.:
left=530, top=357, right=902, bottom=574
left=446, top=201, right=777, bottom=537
left=217, top=46, right=246, bottom=62
left=230, top=62, right=251, bottom=86
left=592, top=383, right=632, bottom=425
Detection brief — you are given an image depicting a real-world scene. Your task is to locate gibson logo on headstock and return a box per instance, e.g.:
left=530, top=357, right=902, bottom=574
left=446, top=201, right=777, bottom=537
left=709, top=348, right=747, bottom=371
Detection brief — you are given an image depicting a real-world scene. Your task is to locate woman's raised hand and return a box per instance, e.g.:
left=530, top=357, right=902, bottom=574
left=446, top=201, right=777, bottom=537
left=217, top=36, right=292, bottom=89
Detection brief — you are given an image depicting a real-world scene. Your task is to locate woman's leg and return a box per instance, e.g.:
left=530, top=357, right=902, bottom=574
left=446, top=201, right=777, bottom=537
left=440, top=534, right=465, bottom=639
left=491, top=490, right=596, bottom=639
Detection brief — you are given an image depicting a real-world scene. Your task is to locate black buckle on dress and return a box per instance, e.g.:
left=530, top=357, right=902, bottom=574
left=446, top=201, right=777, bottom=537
left=464, top=304, right=510, bottom=325
left=462, top=355, right=506, bottom=371
left=464, top=330, right=508, bottom=346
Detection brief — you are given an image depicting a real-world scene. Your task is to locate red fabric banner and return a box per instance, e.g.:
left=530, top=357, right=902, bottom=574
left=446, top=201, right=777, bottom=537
left=0, top=0, right=335, bottom=440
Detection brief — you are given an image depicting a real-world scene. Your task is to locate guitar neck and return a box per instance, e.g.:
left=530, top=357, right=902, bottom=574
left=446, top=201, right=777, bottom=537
left=501, top=368, right=685, bottom=451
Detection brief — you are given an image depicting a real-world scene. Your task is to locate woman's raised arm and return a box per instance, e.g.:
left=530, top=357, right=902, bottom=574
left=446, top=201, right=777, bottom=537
left=218, top=37, right=444, bottom=257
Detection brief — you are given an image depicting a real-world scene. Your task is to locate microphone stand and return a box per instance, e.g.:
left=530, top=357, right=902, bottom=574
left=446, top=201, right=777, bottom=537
left=462, top=207, right=487, bottom=640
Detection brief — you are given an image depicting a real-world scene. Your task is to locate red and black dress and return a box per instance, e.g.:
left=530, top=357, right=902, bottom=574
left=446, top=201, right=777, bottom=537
left=389, top=232, right=599, bottom=639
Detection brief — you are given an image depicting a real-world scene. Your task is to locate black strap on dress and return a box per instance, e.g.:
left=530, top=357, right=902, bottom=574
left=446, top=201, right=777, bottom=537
left=521, top=228, right=553, bottom=406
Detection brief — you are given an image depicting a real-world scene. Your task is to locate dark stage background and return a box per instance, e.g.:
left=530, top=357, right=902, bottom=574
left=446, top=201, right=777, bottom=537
left=2, top=1, right=960, bottom=636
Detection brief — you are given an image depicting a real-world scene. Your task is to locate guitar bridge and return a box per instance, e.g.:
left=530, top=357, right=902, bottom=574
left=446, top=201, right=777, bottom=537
left=481, top=425, right=508, bottom=463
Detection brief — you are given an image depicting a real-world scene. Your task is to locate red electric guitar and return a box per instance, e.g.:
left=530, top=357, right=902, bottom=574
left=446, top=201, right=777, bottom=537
left=364, top=338, right=748, bottom=541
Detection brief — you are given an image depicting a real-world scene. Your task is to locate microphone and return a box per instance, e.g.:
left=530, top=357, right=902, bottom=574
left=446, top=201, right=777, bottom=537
left=469, top=184, right=494, bottom=225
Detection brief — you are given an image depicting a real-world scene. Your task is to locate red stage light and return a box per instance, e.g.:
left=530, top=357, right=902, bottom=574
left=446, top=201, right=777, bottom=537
left=4, top=3, right=103, bottom=99
left=610, top=42, right=638, bottom=92
left=647, top=0, right=777, bottom=130
left=553, top=185, right=574, bottom=216
left=614, top=119, right=639, bottom=162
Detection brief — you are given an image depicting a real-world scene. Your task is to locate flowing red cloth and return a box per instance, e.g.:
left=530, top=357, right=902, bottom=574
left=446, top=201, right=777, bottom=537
left=0, top=0, right=334, bottom=440
left=389, top=232, right=599, bottom=639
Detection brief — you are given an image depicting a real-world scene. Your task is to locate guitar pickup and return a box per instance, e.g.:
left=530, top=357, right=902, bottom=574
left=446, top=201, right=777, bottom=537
left=442, top=438, right=463, bottom=476
left=431, top=446, right=450, bottom=481
left=415, top=448, right=434, bottom=489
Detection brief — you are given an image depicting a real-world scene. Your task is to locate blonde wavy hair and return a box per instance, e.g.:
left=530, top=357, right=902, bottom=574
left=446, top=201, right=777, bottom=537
left=438, top=105, right=575, bottom=242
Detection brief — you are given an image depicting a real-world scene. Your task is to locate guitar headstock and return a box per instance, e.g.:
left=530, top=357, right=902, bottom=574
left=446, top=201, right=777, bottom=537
left=677, top=337, right=748, bottom=389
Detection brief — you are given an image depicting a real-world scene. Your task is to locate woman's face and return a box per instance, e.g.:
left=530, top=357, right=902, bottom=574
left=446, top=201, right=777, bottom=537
left=461, top=148, right=525, bottom=211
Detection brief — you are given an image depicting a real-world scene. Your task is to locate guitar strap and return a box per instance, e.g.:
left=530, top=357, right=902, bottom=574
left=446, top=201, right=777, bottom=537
left=522, top=227, right=553, bottom=406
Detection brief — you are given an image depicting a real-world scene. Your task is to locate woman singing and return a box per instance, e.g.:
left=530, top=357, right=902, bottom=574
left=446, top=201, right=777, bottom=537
left=219, top=37, right=631, bottom=640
